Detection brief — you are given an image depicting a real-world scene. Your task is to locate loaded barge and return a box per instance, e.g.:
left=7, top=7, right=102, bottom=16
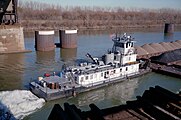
left=29, top=33, right=150, bottom=101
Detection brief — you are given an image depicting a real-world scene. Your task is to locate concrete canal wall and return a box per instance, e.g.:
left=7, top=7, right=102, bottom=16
left=0, top=25, right=26, bottom=54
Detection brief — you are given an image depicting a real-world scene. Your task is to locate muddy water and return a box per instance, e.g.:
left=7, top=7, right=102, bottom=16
left=0, top=28, right=180, bottom=120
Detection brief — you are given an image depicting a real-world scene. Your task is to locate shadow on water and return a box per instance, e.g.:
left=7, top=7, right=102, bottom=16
left=60, top=48, right=77, bottom=62
left=0, top=101, right=16, bottom=120
left=30, top=50, right=65, bottom=80
left=34, top=50, right=57, bottom=75
left=36, top=50, right=55, bottom=65
left=0, top=53, right=25, bottom=90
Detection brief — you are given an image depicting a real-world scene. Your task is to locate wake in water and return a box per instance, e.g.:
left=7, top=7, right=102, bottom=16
left=0, top=90, right=45, bottom=120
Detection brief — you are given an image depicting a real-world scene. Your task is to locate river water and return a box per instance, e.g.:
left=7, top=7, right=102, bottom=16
left=0, top=27, right=181, bottom=120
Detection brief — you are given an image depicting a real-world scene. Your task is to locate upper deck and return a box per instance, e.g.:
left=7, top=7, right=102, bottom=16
left=112, top=33, right=136, bottom=55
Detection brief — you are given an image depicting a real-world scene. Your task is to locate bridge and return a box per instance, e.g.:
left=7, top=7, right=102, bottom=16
left=0, top=0, right=18, bottom=25
left=0, top=0, right=27, bottom=54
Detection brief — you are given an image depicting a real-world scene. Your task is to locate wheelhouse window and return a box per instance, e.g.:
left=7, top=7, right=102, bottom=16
left=101, top=72, right=103, bottom=77
left=90, top=75, right=93, bottom=79
left=116, top=43, right=124, bottom=48
left=81, top=77, right=84, bottom=81
left=128, top=57, right=131, bottom=61
left=131, top=43, right=133, bottom=47
left=94, top=74, right=97, bottom=78
left=126, top=43, right=129, bottom=48
left=114, top=56, right=116, bottom=60
left=85, top=76, right=89, bottom=80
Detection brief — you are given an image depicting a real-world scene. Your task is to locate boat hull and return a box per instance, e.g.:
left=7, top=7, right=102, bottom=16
left=30, top=69, right=151, bottom=101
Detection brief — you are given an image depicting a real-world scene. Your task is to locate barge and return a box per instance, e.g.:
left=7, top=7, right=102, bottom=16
left=29, top=33, right=150, bottom=101
left=48, top=86, right=181, bottom=120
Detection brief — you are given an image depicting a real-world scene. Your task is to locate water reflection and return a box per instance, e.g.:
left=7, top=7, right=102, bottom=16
left=164, top=33, right=174, bottom=42
left=60, top=48, right=77, bottom=62
left=35, top=51, right=56, bottom=72
left=36, top=51, right=55, bottom=64
left=74, top=78, right=139, bottom=108
left=0, top=54, right=25, bottom=90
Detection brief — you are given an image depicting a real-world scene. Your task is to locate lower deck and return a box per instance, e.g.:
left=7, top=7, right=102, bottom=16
left=30, top=68, right=151, bottom=101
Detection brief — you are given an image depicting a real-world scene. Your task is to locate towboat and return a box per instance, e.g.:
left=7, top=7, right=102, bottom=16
left=29, top=33, right=150, bottom=101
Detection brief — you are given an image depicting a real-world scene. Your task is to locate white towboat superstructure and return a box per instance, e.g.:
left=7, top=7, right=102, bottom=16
left=66, top=34, right=139, bottom=87
left=30, top=33, right=148, bottom=101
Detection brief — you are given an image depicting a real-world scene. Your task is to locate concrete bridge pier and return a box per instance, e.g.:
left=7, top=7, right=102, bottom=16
left=164, top=23, right=174, bottom=34
left=0, top=25, right=27, bottom=54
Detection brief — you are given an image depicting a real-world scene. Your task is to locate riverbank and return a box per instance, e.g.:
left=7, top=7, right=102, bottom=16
left=18, top=1, right=181, bottom=31
left=20, top=21, right=181, bottom=32
left=20, top=20, right=165, bottom=31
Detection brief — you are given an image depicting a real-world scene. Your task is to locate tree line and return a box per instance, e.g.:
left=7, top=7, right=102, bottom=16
left=18, top=1, right=181, bottom=30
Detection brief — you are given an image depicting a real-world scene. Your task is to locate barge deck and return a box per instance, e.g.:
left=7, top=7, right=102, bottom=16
left=48, top=86, right=181, bottom=120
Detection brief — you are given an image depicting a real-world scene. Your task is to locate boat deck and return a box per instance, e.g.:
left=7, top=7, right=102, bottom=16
left=30, top=82, right=81, bottom=94
left=30, top=68, right=151, bottom=101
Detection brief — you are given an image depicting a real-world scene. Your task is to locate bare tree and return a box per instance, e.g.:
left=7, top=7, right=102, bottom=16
left=18, top=1, right=181, bottom=30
